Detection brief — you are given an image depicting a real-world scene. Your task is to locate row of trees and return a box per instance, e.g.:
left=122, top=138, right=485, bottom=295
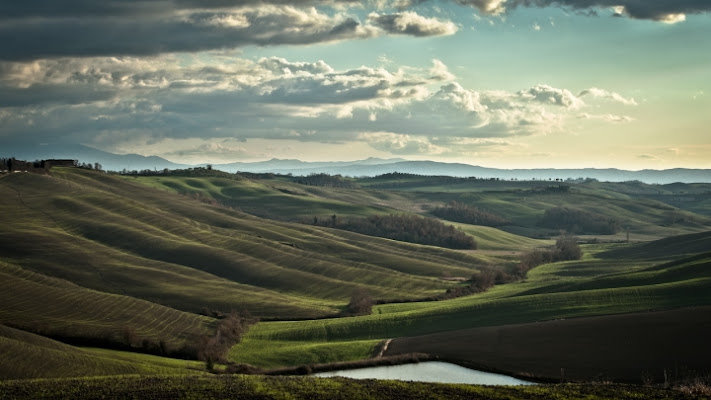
left=431, top=201, right=511, bottom=227
left=539, top=206, right=621, bottom=235
left=315, top=214, right=477, bottom=250
left=196, top=311, right=258, bottom=370
left=294, top=173, right=360, bottom=189
left=518, top=235, right=583, bottom=275
left=442, top=235, right=583, bottom=302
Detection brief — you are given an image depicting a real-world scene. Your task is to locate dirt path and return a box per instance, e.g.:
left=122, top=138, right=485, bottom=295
left=376, top=339, right=392, bottom=358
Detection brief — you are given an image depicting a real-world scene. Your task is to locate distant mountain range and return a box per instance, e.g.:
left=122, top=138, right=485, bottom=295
left=2, top=143, right=710, bottom=184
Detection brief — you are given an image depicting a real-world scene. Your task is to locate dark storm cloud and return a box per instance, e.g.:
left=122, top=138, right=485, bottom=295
left=0, top=1, right=462, bottom=61
left=0, top=0, right=358, bottom=18
left=511, top=0, right=709, bottom=17
left=397, top=0, right=708, bottom=21
left=454, top=0, right=710, bottom=21
left=0, top=7, right=377, bottom=60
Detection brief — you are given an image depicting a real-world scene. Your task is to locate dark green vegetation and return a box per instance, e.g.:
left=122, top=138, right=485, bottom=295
left=2, top=167, right=711, bottom=395
left=313, top=213, right=478, bottom=249
left=0, top=375, right=704, bottom=400
left=386, top=306, right=711, bottom=383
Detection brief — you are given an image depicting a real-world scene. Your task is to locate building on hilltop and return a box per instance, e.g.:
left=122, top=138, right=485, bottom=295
left=0, top=158, right=78, bottom=173
left=43, top=159, right=78, bottom=168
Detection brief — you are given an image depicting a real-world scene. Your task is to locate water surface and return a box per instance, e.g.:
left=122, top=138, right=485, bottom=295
left=313, top=361, right=535, bottom=385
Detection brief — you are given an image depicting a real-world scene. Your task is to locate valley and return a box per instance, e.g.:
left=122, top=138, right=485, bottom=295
left=1, top=166, right=710, bottom=398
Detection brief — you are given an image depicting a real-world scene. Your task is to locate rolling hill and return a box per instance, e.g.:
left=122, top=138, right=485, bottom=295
left=2, top=166, right=711, bottom=385
left=228, top=232, right=711, bottom=380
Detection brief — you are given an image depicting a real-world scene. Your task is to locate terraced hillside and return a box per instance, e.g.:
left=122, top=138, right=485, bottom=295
left=2, top=167, right=710, bottom=384
left=0, top=325, right=207, bottom=380
left=0, top=168, right=497, bottom=324
left=0, top=259, right=214, bottom=353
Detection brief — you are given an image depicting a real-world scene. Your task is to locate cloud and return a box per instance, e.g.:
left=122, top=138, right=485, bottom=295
left=577, top=113, right=633, bottom=123
left=518, top=84, right=584, bottom=108
left=397, top=0, right=709, bottom=23
left=578, top=87, right=637, bottom=105
left=0, top=56, right=639, bottom=158
left=509, top=0, right=708, bottom=23
left=429, top=59, right=456, bottom=81
left=453, top=0, right=507, bottom=15
left=358, top=132, right=446, bottom=155
left=0, top=3, right=462, bottom=61
left=367, top=11, right=458, bottom=36
left=259, top=57, right=334, bottom=75
left=637, top=154, right=661, bottom=161
left=2, top=6, right=385, bottom=60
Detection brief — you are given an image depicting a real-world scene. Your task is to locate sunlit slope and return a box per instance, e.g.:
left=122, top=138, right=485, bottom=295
left=0, top=325, right=206, bottom=380
left=133, top=174, right=408, bottom=220
left=133, top=173, right=711, bottom=242
left=416, top=189, right=710, bottom=239
left=448, top=223, right=550, bottom=251
left=230, top=233, right=711, bottom=368
left=0, top=169, right=492, bottom=319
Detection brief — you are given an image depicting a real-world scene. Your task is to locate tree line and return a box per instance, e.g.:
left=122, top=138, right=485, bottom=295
left=313, top=213, right=477, bottom=250
left=431, top=201, right=511, bottom=227
left=293, top=173, right=360, bottom=189
left=539, top=206, right=621, bottom=235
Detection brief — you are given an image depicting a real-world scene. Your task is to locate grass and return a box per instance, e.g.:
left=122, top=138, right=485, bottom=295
left=0, top=325, right=208, bottom=380
left=1, top=169, right=500, bottom=322
left=0, top=375, right=702, bottom=399
left=132, top=172, right=711, bottom=243
left=384, top=306, right=711, bottom=383
left=2, top=168, right=711, bottom=385
left=231, top=338, right=381, bottom=369
left=229, top=236, right=711, bottom=369
left=0, top=260, right=214, bottom=351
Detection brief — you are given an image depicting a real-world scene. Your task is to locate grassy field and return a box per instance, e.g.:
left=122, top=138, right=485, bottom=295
left=0, top=169, right=500, bottom=323
left=229, top=234, right=711, bottom=373
left=0, top=325, right=208, bottom=380
left=0, top=375, right=705, bottom=400
left=386, top=306, right=711, bottom=383
left=2, top=168, right=711, bottom=387
left=130, top=171, right=711, bottom=240
left=0, top=259, right=214, bottom=353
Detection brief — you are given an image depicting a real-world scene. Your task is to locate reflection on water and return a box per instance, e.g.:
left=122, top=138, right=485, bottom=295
left=313, top=361, right=535, bottom=386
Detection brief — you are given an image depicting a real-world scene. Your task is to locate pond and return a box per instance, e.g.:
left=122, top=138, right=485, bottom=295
left=313, top=361, right=535, bottom=386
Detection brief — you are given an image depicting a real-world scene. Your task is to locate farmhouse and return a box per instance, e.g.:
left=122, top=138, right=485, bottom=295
left=0, top=158, right=78, bottom=173
left=43, top=159, right=78, bottom=168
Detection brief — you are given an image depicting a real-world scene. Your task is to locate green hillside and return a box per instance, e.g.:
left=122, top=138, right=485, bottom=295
left=229, top=232, right=711, bottom=369
left=0, top=325, right=206, bottom=380
left=130, top=171, right=711, bottom=242
left=2, top=168, right=711, bottom=384
left=0, top=259, right=214, bottom=354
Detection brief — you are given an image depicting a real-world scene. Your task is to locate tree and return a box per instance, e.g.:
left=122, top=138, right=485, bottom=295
left=346, top=288, right=372, bottom=316
left=554, top=234, right=582, bottom=261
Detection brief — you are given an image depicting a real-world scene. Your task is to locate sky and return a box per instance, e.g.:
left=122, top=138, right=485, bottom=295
left=0, top=0, right=709, bottom=169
